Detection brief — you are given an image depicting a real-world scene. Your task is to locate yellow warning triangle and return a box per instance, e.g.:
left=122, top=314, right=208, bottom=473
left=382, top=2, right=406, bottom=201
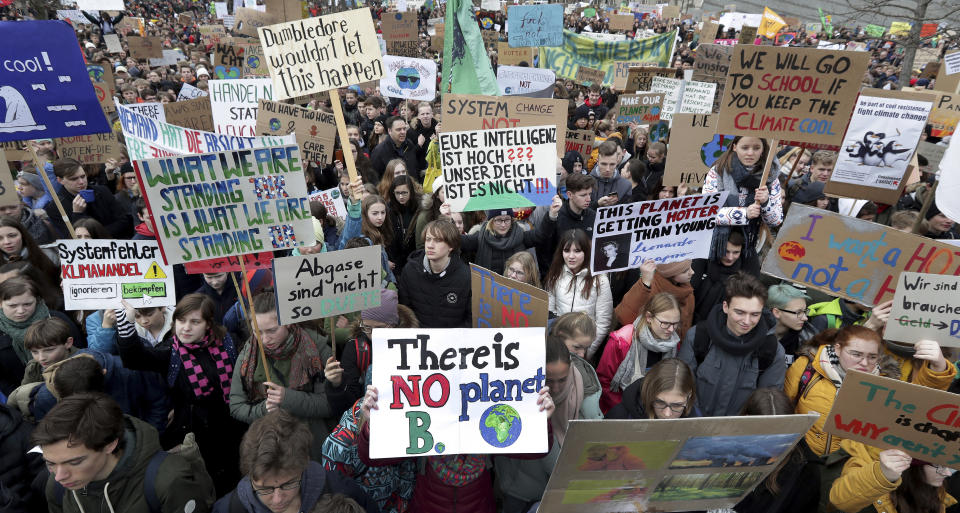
left=143, top=262, right=167, bottom=279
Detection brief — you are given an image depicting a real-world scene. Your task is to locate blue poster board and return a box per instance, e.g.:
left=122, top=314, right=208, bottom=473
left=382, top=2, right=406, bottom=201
left=0, top=20, right=111, bottom=142
left=507, top=4, right=563, bottom=48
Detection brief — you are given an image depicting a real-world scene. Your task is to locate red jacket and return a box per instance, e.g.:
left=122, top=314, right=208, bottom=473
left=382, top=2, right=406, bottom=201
left=596, top=324, right=635, bottom=414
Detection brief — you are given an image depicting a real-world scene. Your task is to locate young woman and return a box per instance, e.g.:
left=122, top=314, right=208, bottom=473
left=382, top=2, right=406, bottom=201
left=458, top=202, right=560, bottom=276
left=786, top=326, right=955, bottom=457
left=73, top=218, right=111, bottom=239
left=550, top=311, right=596, bottom=360
left=615, top=259, right=695, bottom=337
left=604, top=358, right=698, bottom=419
left=114, top=163, right=141, bottom=219
left=338, top=179, right=396, bottom=285
left=544, top=229, right=612, bottom=359
left=0, top=218, right=59, bottom=279
left=503, top=251, right=542, bottom=289
left=377, top=158, right=409, bottom=200
left=703, top=136, right=784, bottom=271
left=597, top=293, right=682, bottom=413
left=385, top=175, right=421, bottom=277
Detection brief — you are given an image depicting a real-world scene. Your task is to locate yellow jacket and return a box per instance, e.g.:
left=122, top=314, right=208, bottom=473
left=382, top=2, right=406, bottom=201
left=830, top=439, right=957, bottom=513
left=785, top=345, right=957, bottom=456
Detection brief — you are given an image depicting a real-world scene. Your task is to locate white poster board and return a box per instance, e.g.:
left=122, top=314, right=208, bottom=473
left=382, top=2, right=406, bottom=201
left=58, top=239, right=175, bottom=310
left=209, top=78, right=274, bottom=137
left=379, top=55, right=437, bottom=101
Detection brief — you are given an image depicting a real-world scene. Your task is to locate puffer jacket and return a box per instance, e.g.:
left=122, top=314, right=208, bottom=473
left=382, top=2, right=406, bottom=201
left=596, top=324, right=649, bottom=414
left=614, top=273, right=695, bottom=337
left=547, top=267, right=612, bottom=359
left=786, top=344, right=956, bottom=456
left=397, top=250, right=471, bottom=328
left=830, top=439, right=957, bottom=513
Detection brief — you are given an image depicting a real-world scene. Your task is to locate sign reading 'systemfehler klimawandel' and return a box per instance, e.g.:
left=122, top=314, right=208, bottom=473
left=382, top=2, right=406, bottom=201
left=590, top=193, right=728, bottom=275
left=134, top=145, right=312, bottom=264
left=58, top=239, right=175, bottom=310
left=370, top=327, right=548, bottom=458
left=439, top=125, right=557, bottom=212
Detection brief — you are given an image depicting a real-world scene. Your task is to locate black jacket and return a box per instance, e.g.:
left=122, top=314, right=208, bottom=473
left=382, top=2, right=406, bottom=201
left=370, top=136, right=420, bottom=181
left=398, top=250, right=471, bottom=328
left=733, top=440, right=821, bottom=513
left=537, top=202, right=595, bottom=274
left=0, top=310, right=82, bottom=397
left=45, top=184, right=133, bottom=239
left=690, top=257, right=742, bottom=324
left=194, top=280, right=239, bottom=325
left=461, top=218, right=556, bottom=276
left=604, top=377, right=649, bottom=419
left=0, top=405, right=45, bottom=512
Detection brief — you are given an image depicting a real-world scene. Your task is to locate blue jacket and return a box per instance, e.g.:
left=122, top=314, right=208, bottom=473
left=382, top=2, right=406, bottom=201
left=85, top=310, right=118, bottom=354
left=337, top=199, right=396, bottom=286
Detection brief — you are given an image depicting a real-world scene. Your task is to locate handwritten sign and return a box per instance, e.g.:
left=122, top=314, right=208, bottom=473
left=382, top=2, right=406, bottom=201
left=272, top=245, right=382, bottom=324
left=234, top=8, right=284, bottom=38
left=370, top=328, right=548, bottom=458
left=885, top=272, right=960, bottom=347
left=625, top=66, right=676, bottom=92
left=575, top=65, right=606, bottom=86
left=126, top=36, right=163, bottom=59
left=134, top=145, right=313, bottom=264
left=177, top=83, right=208, bottom=101
left=471, top=264, right=548, bottom=329
left=540, top=30, right=675, bottom=87
left=55, top=132, right=123, bottom=165
left=379, top=56, right=437, bottom=101
left=663, top=114, right=729, bottom=186
left=497, top=42, right=537, bottom=66
left=309, top=187, right=348, bottom=220
left=507, top=4, right=563, bottom=47
left=614, top=93, right=664, bottom=125
left=209, top=79, right=273, bottom=137
left=126, top=102, right=167, bottom=123
left=591, top=193, right=727, bottom=274
left=58, top=239, right=175, bottom=310
left=164, top=97, right=215, bottom=132
left=761, top=204, right=960, bottom=306
left=256, top=99, right=336, bottom=166
left=564, top=129, right=594, bottom=162
left=717, top=46, right=869, bottom=145
left=496, top=66, right=555, bottom=96
left=680, top=80, right=718, bottom=113
left=182, top=252, right=274, bottom=274
left=609, top=14, right=635, bottom=31
left=441, top=94, right=567, bottom=156
left=380, top=11, right=418, bottom=42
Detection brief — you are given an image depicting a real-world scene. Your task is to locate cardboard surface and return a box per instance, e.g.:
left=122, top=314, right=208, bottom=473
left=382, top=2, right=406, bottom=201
left=470, top=264, right=548, bottom=329
left=885, top=272, right=960, bottom=347
left=163, top=96, right=216, bottom=132
left=255, top=99, right=336, bottom=166
left=564, top=129, right=595, bottom=162
left=126, top=36, right=163, bottom=59
left=0, top=153, right=18, bottom=207
left=624, top=66, right=676, bottom=93
left=663, top=113, right=727, bottom=186
left=576, top=65, right=607, bottom=86
left=55, top=132, right=124, bottom=165
left=497, top=42, right=537, bottom=66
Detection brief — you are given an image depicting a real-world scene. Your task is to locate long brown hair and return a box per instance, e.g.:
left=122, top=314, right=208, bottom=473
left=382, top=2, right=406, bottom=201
left=173, top=293, right=226, bottom=341
left=890, top=465, right=948, bottom=513
left=639, top=358, right=696, bottom=419
left=0, top=217, right=59, bottom=279
left=544, top=229, right=596, bottom=300
left=712, top=136, right=770, bottom=177
left=360, top=195, right=393, bottom=246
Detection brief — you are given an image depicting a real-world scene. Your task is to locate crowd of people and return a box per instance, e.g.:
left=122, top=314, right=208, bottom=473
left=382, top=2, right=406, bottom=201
left=0, top=0, right=959, bottom=512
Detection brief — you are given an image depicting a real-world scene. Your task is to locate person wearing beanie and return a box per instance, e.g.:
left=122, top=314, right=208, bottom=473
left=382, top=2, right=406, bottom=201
left=399, top=218, right=472, bottom=328
left=923, top=199, right=958, bottom=239
left=457, top=196, right=562, bottom=275
left=15, top=172, right=52, bottom=210
left=790, top=180, right=829, bottom=209
left=615, top=259, right=696, bottom=337
left=766, top=283, right=814, bottom=364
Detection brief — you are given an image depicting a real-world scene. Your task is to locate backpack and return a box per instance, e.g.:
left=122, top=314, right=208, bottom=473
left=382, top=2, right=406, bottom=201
left=54, top=452, right=168, bottom=512
left=792, top=359, right=823, bottom=406
left=693, top=324, right=776, bottom=372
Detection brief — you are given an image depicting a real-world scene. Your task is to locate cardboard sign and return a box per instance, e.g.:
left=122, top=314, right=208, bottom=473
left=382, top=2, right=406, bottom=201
left=739, top=25, right=757, bottom=44
left=661, top=5, right=680, bottom=18
left=380, top=11, right=418, bottom=41
left=496, top=66, right=555, bottom=96
left=471, top=264, right=548, bottom=329
left=564, top=129, right=595, bottom=162
left=57, top=10, right=92, bottom=25
left=386, top=39, right=419, bottom=58
left=945, top=51, right=960, bottom=76
left=928, top=92, right=960, bottom=138
left=241, top=43, right=270, bottom=77
left=87, top=62, right=117, bottom=118
left=234, top=8, right=284, bottom=38
left=761, top=203, right=960, bottom=306
left=699, top=21, right=719, bottom=42
left=614, top=93, right=664, bottom=125
left=255, top=99, right=336, bottom=166
left=611, top=61, right=651, bottom=90
left=308, top=187, right=348, bottom=220
left=134, top=144, right=313, bottom=265
left=663, top=114, right=728, bottom=186
left=55, top=132, right=123, bottom=165
left=0, top=142, right=27, bottom=162
left=125, top=102, right=167, bottom=123
left=625, top=66, right=676, bottom=92
left=164, top=97, right=216, bottom=132
left=441, top=94, right=567, bottom=156
left=651, top=76, right=683, bottom=122
left=104, top=33, right=123, bottom=53
left=885, top=272, right=960, bottom=347
left=272, top=245, right=382, bottom=324
left=214, top=43, right=247, bottom=78
left=825, top=89, right=935, bottom=204
left=439, top=125, right=558, bottom=213
left=182, top=252, right=274, bottom=274
left=497, top=42, right=537, bottom=67
left=258, top=8, right=383, bottom=100
left=540, top=30, right=676, bottom=87
left=717, top=46, right=870, bottom=146
left=541, top=414, right=817, bottom=513
left=575, top=65, right=606, bottom=86
left=826, top=371, right=960, bottom=467
left=177, top=83, right=208, bottom=101
left=147, top=50, right=187, bottom=68
left=369, top=327, right=549, bottom=458
left=591, top=192, right=728, bottom=274
left=609, top=14, right=635, bottom=32
left=692, top=43, right=733, bottom=85
left=57, top=239, right=175, bottom=310
left=126, top=36, right=163, bottom=59
left=199, top=24, right=228, bottom=44
left=264, top=0, right=304, bottom=21
left=209, top=78, right=274, bottom=137
left=0, top=21, right=112, bottom=142
left=507, top=4, right=564, bottom=47
left=0, top=152, right=18, bottom=208
left=379, top=56, right=437, bottom=101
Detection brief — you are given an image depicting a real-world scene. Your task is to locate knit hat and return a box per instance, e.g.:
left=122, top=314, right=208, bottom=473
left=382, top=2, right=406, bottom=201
left=362, top=289, right=399, bottom=326
left=574, top=104, right=594, bottom=121
left=792, top=181, right=826, bottom=205
left=486, top=208, right=512, bottom=220
left=17, top=171, right=44, bottom=191
left=196, top=66, right=210, bottom=78
left=656, top=260, right=692, bottom=279
left=926, top=198, right=942, bottom=220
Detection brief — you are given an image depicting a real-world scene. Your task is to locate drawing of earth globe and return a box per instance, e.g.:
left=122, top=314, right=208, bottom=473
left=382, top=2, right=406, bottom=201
left=269, top=119, right=281, bottom=131
left=247, top=56, right=260, bottom=68
left=479, top=404, right=522, bottom=448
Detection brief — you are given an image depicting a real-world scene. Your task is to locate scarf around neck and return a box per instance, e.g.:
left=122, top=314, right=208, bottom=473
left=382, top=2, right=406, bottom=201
left=173, top=331, right=233, bottom=402
left=703, top=304, right=777, bottom=361
left=241, top=325, right=323, bottom=401
left=610, top=324, right=679, bottom=393
left=0, top=300, right=51, bottom=364
left=710, top=154, right=777, bottom=262
left=821, top=344, right=879, bottom=388
left=430, top=455, right=487, bottom=487
left=551, top=363, right=584, bottom=446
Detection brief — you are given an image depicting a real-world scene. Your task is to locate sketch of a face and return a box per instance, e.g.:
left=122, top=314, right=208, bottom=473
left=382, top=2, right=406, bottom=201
left=603, top=242, right=618, bottom=265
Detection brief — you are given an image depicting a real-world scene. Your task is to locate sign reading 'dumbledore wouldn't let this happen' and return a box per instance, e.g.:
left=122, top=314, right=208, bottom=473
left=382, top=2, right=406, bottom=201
left=885, top=272, right=960, bottom=348
left=58, top=239, right=175, bottom=310
left=258, top=8, right=383, bottom=100
left=134, top=145, right=313, bottom=264
left=370, top=328, right=548, bottom=458
left=271, top=245, right=382, bottom=325
left=590, top=193, right=728, bottom=275
left=439, top=125, right=558, bottom=212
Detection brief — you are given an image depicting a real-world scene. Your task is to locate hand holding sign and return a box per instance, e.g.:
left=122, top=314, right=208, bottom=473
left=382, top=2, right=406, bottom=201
left=324, top=356, right=343, bottom=387
left=360, top=385, right=379, bottom=423
left=264, top=381, right=286, bottom=412
left=746, top=202, right=761, bottom=219
left=754, top=185, right=769, bottom=205
left=879, top=449, right=912, bottom=483
left=913, top=339, right=948, bottom=372
left=862, top=299, right=893, bottom=331
left=537, top=387, right=555, bottom=418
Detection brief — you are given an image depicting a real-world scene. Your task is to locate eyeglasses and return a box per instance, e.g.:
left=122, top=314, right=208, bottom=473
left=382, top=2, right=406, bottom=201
left=842, top=349, right=881, bottom=364
left=358, top=321, right=373, bottom=335
left=506, top=268, right=526, bottom=279
left=935, top=466, right=956, bottom=476
left=492, top=217, right=512, bottom=226
left=776, top=308, right=808, bottom=320
left=653, top=317, right=681, bottom=330
left=252, top=478, right=300, bottom=496
left=652, top=400, right=687, bottom=413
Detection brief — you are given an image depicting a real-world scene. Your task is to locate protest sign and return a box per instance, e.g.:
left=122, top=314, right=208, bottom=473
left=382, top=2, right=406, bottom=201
left=739, top=25, right=757, bottom=44
left=471, top=264, right=548, bottom=329
left=625, top=66, right=676, bottom=93
left=611, top=61, right=650, bottom=90
left=693, top=44, right=733, bottom=85
left=214, top=43, right=247, bottom=78
left=496, top=66, right=555, bottom=96
left=699, top=21, right=719, bottom=42
left=614, top=93, right=664, bottom=125
left=182, top=252, right=274, bottom=274
left=541, top=30, right=675, bottom=87
left=148, top=50, right=187, bottom=68
left=679, top=80, right=717, bottom=113
left=591, top=192, right=728, bottom=274
left=386, top=39, right=419, bottom=58
left=609, top=13, right=635, bottom=32
left=255, top=99, right=336, bottom=166
left=241, top=43, right=269, bottom=77
left=116, top=17, right=145, bottom=36
left=379, top=56, right=437, bottom=101
left=885, top=272, right=960, bottom=347
left=209, top=78, right=273, bottom=137
left=134, top=144, right=313, bottom=264
left=541, top=414, right=817, bottom=512
left=661, top=5, right=680, bottom=18
left=258, top=8, right=383, bottom=100
left=308, top=187, right=348, bottom=220
left=0, top=21, right=112, bottom=142
left=57, top=239, right=175, bottom=310
left=272, top=245, right=382, bottom=324
left=214, top=2, right=228, bottom=18
left=177, top=84, right=208, bottom=102
left=125, top=102, right=167, bottom=124
left=164, top=97, right=216, bottom=132
left=380, top=11, right=418, bottom=41
left=0, top=142, right=27, bottom=162
left=264, top=0, right=304, bottom=21
left=126, top=36, right=163, bottom=59
left=441, top=94, right=567, bottom=156
left=104, top=33, right=123, bottom=53
left=506, top=4, right=563, bottom=47
left=663, top=114, right=728, bottom=186
left=76, top=0, right=124, bottom=10
left=234, top=8, right=284, bottom=38
left=918, top=141, right=946, bottom=172
left=761, top=203, right=960, bottom=306
left=651, top=76, right=682, bottom=121
left=581, top=32, right=627, bottom=43
left=564, top=129, right=595, bottom=162
left=439, top=125, right=558, bottom=212
left=927, top=92, right=960, bottom=138
left=0, top=153, right=18, bottom=208
left=497, top=43, right=537, bottom=67
left=370, top=327, right=548, bottom=458
left=55, top=132, right=123, bottom=165
left=575, top=65, right=606, bottom=86
left=826, top=371, right=960, bottom=467
left=825, top=89, right=935, bottom=204
left=87, top=62, right=116, bottom=119
left=945, top=51, right=960, bottom=77
left=57, top=10, right=91, bottom=25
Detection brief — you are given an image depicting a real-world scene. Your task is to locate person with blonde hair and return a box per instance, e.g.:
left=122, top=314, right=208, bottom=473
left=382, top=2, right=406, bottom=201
left=503, top=251, right=541, bottom=288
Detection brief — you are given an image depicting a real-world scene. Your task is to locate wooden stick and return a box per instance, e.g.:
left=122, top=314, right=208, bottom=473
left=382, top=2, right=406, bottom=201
left=238, top=258, right=271, bottom=383
left=328, top=89, right=363, bottom=202
left=784, top=143, right=808, bottom=183
left=330, top=318, right=337, bottom=357
left=28, top=146, right=77, bottom=238
left=756, top=138, right=778, bottom=189
left=913, top=180, right=939, bottom=235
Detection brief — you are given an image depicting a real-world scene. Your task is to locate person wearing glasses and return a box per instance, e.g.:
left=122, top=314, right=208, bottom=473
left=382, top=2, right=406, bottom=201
left=503, top=251, right=542, bottom=288
left=216, top=410, right=377, bottom=513
left=597, top=292, right=682, bottom=414
left=767, top=284, right=817, bottom=366
left=604, top=358, right=698, bottom=420
left=786, top=325, right=954, bottom=457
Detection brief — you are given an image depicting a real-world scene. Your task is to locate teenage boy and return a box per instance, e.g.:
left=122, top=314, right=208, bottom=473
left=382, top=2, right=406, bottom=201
left=45, top=158, right=132, bottom=239
left=196, top=272, right=238, bottom=324
left=21, top=317, right=77, bottom=385
left=590, top=141, right=632, bottom=209
left=398, top=219, right=471, bottom=328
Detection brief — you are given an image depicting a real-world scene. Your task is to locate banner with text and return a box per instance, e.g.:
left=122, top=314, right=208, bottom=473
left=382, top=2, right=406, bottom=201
left=441, top=94, right=567, bottom=156
left=886, top=272, right=960, bottom=348
left=471, top=264, right=548, bottom=329
left=539, top=29, right=676, bottom=87
left=58, top=239, right=175, bottom=310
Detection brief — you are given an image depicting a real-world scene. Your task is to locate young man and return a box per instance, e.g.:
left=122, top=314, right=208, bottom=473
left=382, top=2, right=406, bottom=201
left=196, top=272, right=238, bottom=324
left=678, top=272, right=786, bottom=416
left=369, top=116, right=418, bottom=180
left=132, top=197, right=156, bottom=240
left=342, top=90, right=362, bottom=126
left=45, top=158, right=132, bottom=239
left=787, top=150, right=836, bottom=202
left=689, top=230, right=746, bottom=324
left=398, top=219, right=471, bottom=328
left=21, top=317, right=76, bottom=385
left=924, top=202, right=958, bottom=239
left=537, top=173, right=598, bottom=274
left=590, top=141, right=632, bottom=209
left=34, top=393, right=213, bottom=512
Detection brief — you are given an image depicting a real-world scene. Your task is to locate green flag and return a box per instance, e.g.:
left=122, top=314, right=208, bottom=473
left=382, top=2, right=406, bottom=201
left=442, top=0, right=498, bottom=95
left=818, top=7, right=833, bottom=38
left=865, top=24, right=886, bottom=38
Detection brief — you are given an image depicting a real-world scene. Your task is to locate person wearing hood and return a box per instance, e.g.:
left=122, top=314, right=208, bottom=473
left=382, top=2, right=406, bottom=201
left=398, top=219, right=471, bottom=328
left=615, top=259, right=696, bottom=337
left=689, top=229, right=745, bottom=324
left=34, top=393, right=214, bottom=513
left=560, top=150, right=585, bottom=178
left=589, top=140, right=632, bottom=209
left=678, top=272, right=786, bottom=417
left=15, top=171, right=52, bottom=210
left=215, top=410, right=378, bottom=513
left=605, top=358, right=698, bottom=420
left=0, top=403, right=45, bottom=511
left=789, top=180, right=834, bottom=211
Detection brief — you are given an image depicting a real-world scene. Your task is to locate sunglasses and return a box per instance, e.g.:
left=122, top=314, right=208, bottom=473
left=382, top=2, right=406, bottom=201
left=397, top=74, right=420, bottom=86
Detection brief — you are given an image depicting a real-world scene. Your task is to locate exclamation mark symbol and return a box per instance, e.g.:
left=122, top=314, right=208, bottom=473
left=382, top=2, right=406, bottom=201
left=41, top=52, right=52, bottom=71
left=151, top=263, right=159, bottom=276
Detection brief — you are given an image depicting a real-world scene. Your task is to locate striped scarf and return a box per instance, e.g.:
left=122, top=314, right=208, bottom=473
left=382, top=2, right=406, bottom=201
left=429, top=455, right=487, bottom=487
left=173, top=331, right=233, bottom=402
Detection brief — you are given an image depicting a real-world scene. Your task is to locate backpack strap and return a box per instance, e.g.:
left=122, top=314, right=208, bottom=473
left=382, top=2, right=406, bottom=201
left=794, top=361, right=817, bottom=403
left=144, top=451, right=168, bottom=513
